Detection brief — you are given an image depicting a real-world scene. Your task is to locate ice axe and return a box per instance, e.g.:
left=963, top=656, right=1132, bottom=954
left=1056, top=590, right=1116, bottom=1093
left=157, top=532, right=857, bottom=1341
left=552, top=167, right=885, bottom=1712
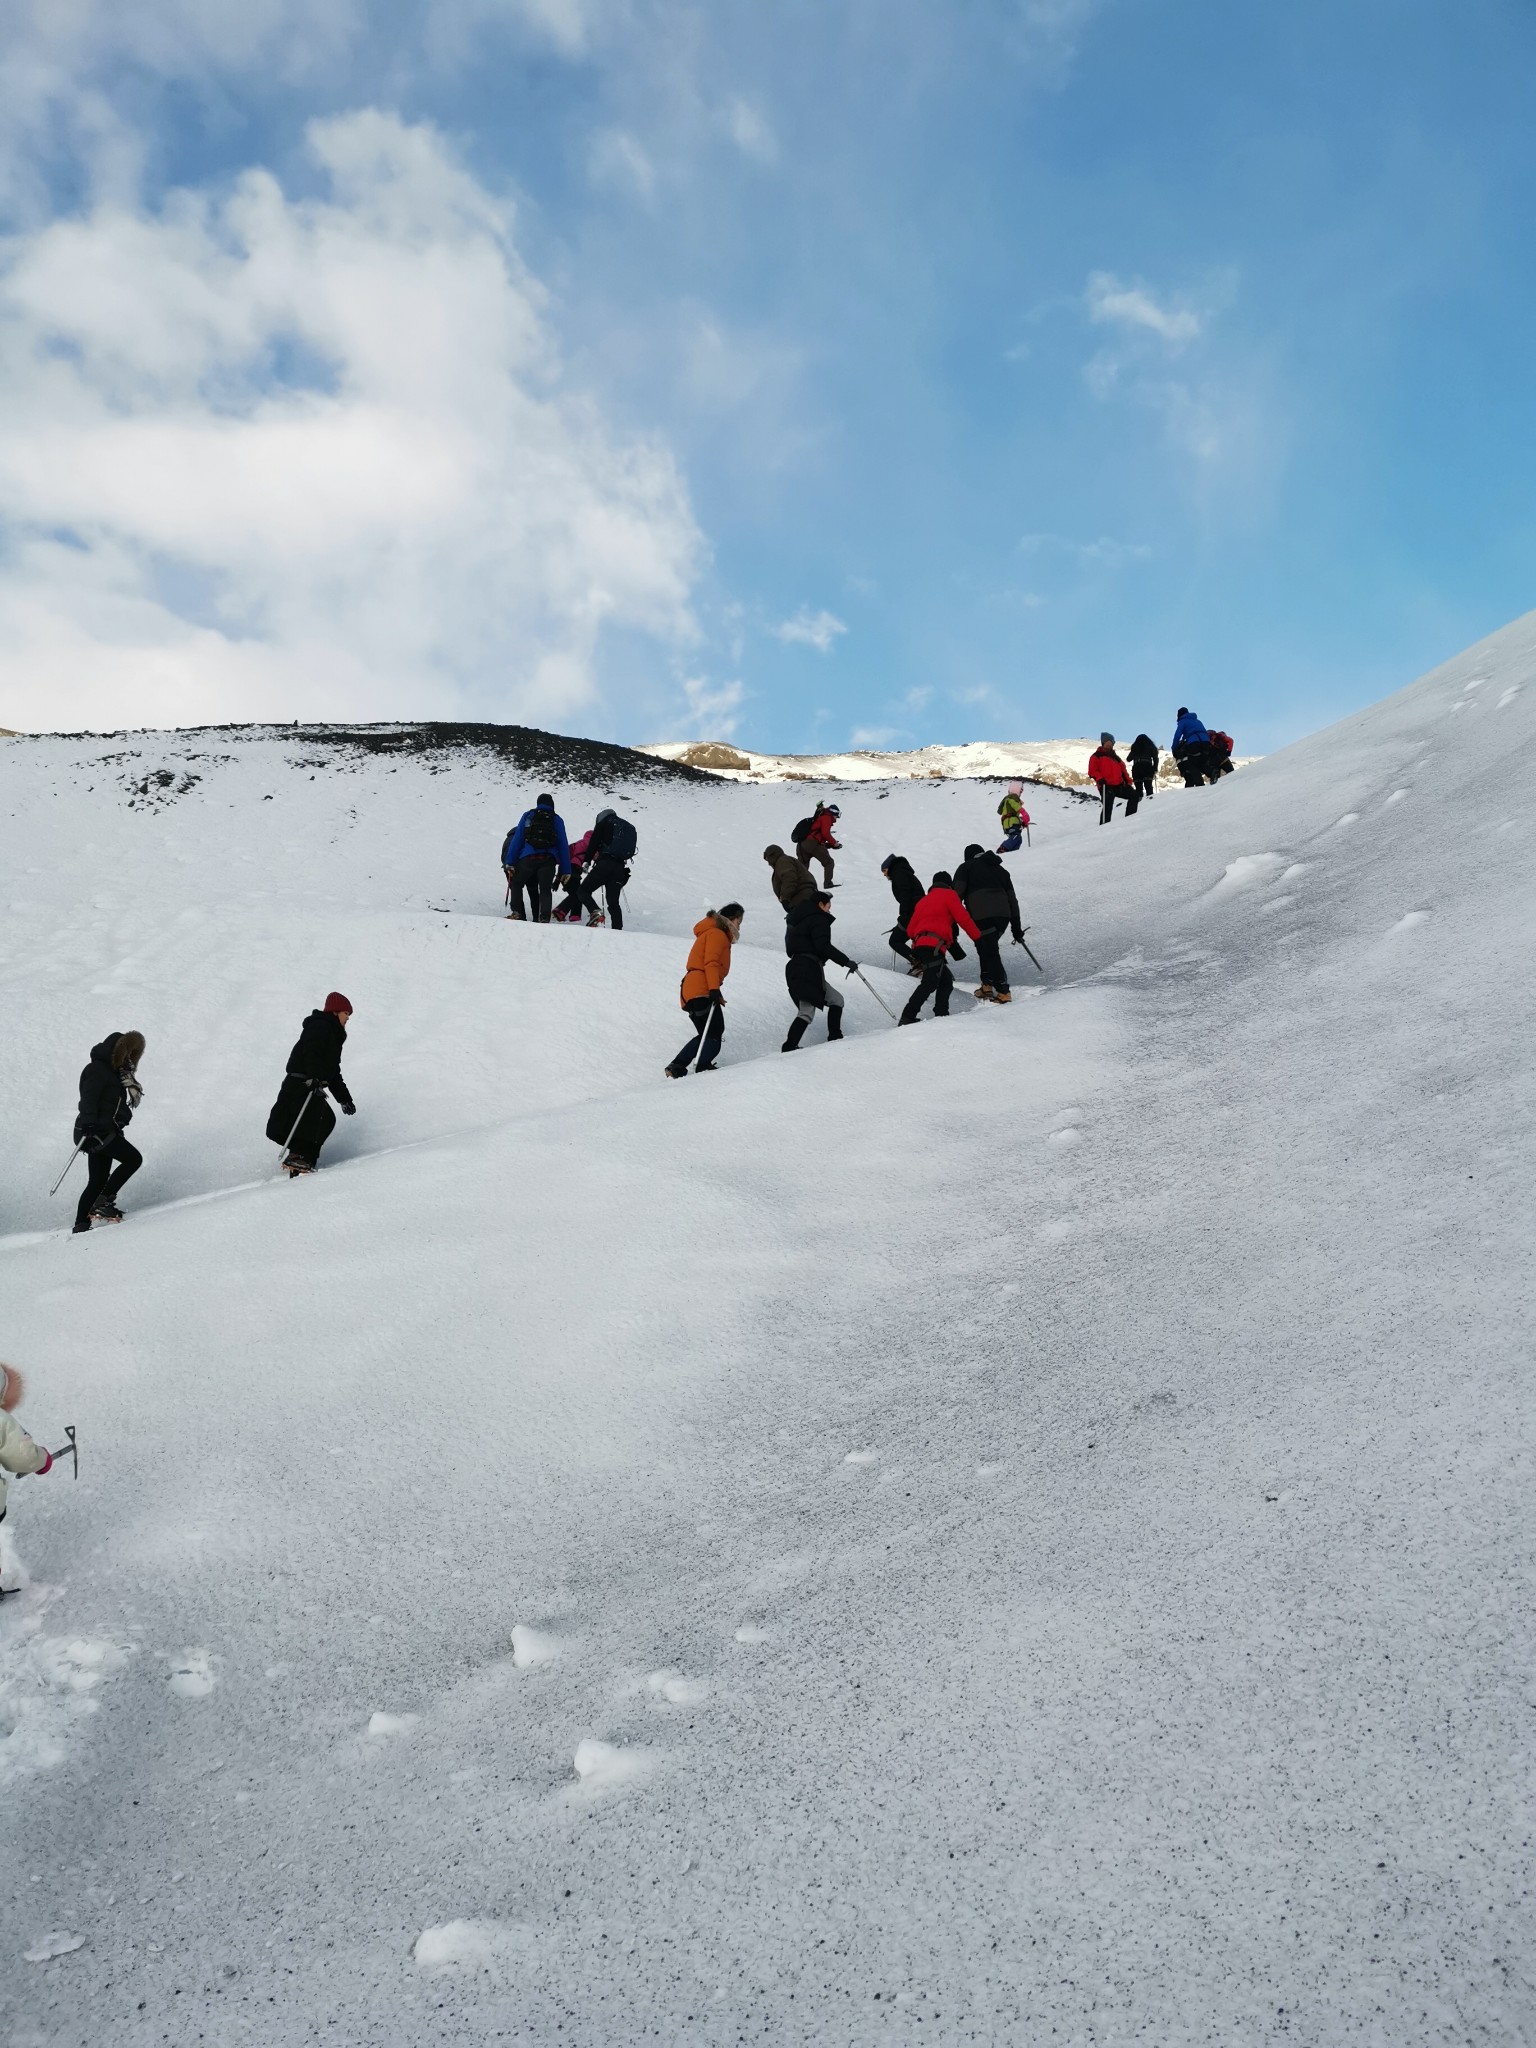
left=48, top=1426, right=78, bottom=1479
left=851, top=966, right=898, bottom=1022
left=279, top=1082, right=319, bottom=1160
left=1014, top=927, right=1044, bottom=974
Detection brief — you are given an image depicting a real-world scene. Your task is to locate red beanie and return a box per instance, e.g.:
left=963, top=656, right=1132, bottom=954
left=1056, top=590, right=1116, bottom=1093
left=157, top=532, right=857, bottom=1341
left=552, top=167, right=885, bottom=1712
left=323, top=991, right=353, bottom=1016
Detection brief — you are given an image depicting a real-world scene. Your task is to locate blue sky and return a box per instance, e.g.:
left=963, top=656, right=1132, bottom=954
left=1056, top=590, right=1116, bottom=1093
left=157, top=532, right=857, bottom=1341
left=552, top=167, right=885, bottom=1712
left=1, top=0, right=1532, bottom=753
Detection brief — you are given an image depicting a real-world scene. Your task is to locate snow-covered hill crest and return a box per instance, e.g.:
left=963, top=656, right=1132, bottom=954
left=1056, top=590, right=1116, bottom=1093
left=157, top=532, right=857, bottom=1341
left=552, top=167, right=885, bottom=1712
left=1, top=609, right=1534, bottom=2044
left=640, top=732, right=1260, bottom=788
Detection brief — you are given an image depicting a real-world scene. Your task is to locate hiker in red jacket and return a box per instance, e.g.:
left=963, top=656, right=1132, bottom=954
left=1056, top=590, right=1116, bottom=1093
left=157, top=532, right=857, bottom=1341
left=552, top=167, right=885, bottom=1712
left=795, top=803, right=841, bottom=886
left=899, top=873, right=981, bottom=1024
left=1088, top=733, right=1139, bottom=825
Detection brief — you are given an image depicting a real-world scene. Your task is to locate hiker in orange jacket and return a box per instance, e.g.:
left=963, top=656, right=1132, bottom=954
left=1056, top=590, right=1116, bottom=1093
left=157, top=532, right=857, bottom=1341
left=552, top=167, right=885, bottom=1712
left=899, top=875, right=981, bottom=1024
left=1088, top=734, right=1139, bottom=825
left=666, top=905, right=744, bottom=1077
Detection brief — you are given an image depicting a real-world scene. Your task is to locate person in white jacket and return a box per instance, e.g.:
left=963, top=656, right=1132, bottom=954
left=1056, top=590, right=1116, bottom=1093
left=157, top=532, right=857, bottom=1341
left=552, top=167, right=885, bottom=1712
left=0, top=1364, right=53, bottom=1581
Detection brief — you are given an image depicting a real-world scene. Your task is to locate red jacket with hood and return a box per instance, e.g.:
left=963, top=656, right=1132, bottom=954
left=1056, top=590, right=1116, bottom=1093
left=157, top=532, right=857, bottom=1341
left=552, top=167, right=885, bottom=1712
left=906, top=887, right=981, bottom=952
left=1088, top=747, right=1131, bottom=788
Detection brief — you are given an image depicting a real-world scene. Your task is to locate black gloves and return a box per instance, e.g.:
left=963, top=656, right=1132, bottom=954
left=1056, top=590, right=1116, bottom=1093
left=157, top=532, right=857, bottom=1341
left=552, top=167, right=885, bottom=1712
left=342, top=1103, right=357, bottom=1117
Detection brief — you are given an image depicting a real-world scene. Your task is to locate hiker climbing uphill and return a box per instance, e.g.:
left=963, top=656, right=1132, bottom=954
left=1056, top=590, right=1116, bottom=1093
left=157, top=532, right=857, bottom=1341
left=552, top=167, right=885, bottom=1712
left=665, top=905, right=743, bottom=1078
left=71, top=1029, right=146, bottom=1235
left=266, top=993, right=356, bottom=1176
left=953, top=845, right=1024, bottom=1003
left=880, top=854, right=924, bottom=970
left=0, top=1364, right=57, bottom=1591
left=794, top=803, right=841, bottom=886
left=578, top=808, right=638, bottom=928
left=764, top=844, right=819, bottom=914
left=1127, top=735, right=1159, bottom=802
left=899, top=874, right=980, bottom=1025
left=782, top=886, right=857, bottom=1051
left=997, top=782, right=1029, bottom=851
left=1088, top=735, right=1138, bottom=824
left=552, top=829, right=592, bottom=922
left=501, top=793, right=572, bottom=922
left=1171, top=708, right=1213, bottom=787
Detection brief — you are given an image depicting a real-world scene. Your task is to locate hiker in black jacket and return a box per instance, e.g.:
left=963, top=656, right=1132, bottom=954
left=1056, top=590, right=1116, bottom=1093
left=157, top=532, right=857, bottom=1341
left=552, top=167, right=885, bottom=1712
left=782, top=888, right=857, bottom=1050
left=880, top=854, right=924, bottom=971
left=952, top=845, right=1024, bottom=1003
left=577, top=808, right=637, bottom=929
left=1127, top=734, right=1159, bottom=802
left=72, top=1030, right=146, bottom=1233
left=265, top=993, right=356, bottom=1176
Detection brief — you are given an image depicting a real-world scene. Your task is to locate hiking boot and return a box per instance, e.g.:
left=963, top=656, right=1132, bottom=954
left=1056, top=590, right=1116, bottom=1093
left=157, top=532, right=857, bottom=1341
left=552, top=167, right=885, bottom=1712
left=993, top=989, right=1012, bottom=1004
left=664, top=1063, right=688, bottom=1079
left=507, top=908, right=527, bottom=922
left=72, top=1217, right=92, bottom=1234
left=283, top=1156, right=315, bottom=1177
left=975, top=984, right=995, bottom=1003
left=586, top=912, right=605, bottom=927
left=90, top=1202, right=124, bottom=1222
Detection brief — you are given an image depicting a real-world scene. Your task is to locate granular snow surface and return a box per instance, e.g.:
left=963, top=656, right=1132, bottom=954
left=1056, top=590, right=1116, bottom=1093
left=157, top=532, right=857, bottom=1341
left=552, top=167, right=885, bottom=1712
left=1, top=616, right=1533, bottom=2045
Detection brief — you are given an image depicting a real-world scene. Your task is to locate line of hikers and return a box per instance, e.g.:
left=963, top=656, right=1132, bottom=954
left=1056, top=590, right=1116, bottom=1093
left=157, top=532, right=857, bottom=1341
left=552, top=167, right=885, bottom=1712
left=63, top=995, right=360, bottom=1232
left=1087, top=714, right=1235, bottom=823
left=664, top=800, right=1041, bottom=1076
left=500, top=793, right=639, bottom=928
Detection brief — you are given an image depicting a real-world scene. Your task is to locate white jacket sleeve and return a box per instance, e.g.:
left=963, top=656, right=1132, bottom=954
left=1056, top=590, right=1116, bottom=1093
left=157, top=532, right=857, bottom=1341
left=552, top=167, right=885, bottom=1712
left=0, top=1410, right=48, bottom=1514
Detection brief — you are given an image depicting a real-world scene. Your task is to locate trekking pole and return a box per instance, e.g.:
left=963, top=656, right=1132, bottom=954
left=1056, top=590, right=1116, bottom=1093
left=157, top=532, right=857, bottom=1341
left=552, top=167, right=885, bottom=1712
left=1026, top=824, right=1031, bottom=848
left=48, top=1426, right=78, bottom=1479
left=852, top=967, right=898, bottom=1022
left=1014, top=927, right=1044, bottom=974
left=49, top=1141, right=86, bottom=1198
left=280, top=1082, right=320, bottom=1158
left=687, top=997, right=723, bottom=1073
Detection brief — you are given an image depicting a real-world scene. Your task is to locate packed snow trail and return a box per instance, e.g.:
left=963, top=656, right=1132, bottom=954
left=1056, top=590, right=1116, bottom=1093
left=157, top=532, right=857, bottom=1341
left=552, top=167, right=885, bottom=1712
left=1, top=615, right=1534, bottom=2044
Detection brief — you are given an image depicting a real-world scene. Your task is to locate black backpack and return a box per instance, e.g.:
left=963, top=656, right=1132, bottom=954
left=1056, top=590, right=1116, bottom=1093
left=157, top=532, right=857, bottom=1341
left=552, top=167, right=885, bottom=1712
left=606, top=816, right=638, bottom=861
left=524, top=806, right=557, bottom=852
left=791, top=815, right=815, bottom=844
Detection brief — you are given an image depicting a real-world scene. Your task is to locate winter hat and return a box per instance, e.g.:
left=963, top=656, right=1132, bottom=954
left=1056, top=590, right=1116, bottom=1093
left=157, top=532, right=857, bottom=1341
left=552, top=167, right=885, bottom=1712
left=0, top=1362, right=22, bottom=1413
left=1100, top=732, right=1115, bottom=747
left=323, top=991, right=354, bottom=1016
left=932, top=870, right=953, bottom=889
left=963, top=843, right=983, bottom=861
left=536, top=792, right=554, bottom=808
left=1176, top=707, right=1188, bottom=719
left=764, top=845, right=783, bottom=862
left=814, top=885, right=834, bottom=904
left=880, top=855, right=897, bottom=871
left=1007, top=780, right=1024, bottom=795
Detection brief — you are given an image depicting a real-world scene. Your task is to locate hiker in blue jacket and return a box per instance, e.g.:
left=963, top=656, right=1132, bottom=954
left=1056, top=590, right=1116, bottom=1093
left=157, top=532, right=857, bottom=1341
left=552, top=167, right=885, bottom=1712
left=1170, top=708, right=1213, bottom=788
left=501, top=793, right=572, bottom=923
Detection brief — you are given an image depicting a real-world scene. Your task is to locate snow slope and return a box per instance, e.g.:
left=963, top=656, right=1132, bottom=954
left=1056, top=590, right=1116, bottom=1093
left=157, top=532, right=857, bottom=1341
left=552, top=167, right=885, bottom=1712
left=640, top=733, right=1259, bottom=788
left=1, top=614, right=1533, bottom=2045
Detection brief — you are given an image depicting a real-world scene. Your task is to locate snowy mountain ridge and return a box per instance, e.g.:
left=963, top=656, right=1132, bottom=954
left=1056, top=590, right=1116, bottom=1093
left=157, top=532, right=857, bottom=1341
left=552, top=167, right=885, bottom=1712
left=1, top=610, right=1533, bottom=2044
left=640, top=733, right=1259, bottom=787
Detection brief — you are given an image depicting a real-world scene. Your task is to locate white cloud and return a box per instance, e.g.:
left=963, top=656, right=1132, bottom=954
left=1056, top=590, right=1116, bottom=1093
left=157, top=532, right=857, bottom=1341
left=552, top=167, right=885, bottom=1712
left=722, top=98, right=778, bottom=166
left=1018, top=534, right=1152, bottom=570
left=679, top=674, right=745, bottom=738
left=849, top=726, right=899, bottom=748
left=587, top=127, right=657, bottom=201
left=0, top=110, right=703, bottom=732
left=1086, top=270, right=1203, bottom=347
left=772, top=607, right=846, bottom=653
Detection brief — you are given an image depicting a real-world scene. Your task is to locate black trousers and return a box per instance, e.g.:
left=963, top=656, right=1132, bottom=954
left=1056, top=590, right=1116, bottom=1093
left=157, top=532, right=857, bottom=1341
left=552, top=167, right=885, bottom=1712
left=268, top=1077, right=337, bottom=1165
left=75, top=1135, right=142, bottom=1228
left=578, top=859, right=629, bottom=929
left=888, top=923, right=917, bottom=966
left=1176, top=748, right=1211, bottom=787
left=1133, top=767, right=1155, bottom=800
left=669, top=997, right=724, bottom=1073
left=1099, top=783, right=1140, bottom=823
left=900, top=948, right=953, bottom=1022
left=975, top=922, right=1009, bottom=992
left=553, top=870, right=586, bottom=919
left=516, top=856, right=558, bottom=922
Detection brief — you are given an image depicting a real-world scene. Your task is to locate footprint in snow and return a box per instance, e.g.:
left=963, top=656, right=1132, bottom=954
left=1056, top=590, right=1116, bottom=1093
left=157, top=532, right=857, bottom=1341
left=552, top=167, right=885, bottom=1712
left=366, top=1711, right=420, bottom=1739
left=1387, top=911, right=1431, bottom=934
left=412, top=1920, right=524, bottom=1975
left=733, top=1624, right=770, bottom=1645
left=1046, top=1128, right=1082, bottom=1150
left=24, top=1931, right=85, bottom=1963
left=1385, top=789, right=1409, bottom=805
left=167, top=1649, right=218, bottom=1699
left=1497, top=685, right=1521, bottom=708
left=509, top=1625, right=561, bottom=1669
left=570, top=1738, right=651, bottom=1794
left=646, top=1669, right=709, bottom=1707
left=843, top=1449, right=879, bottom=1465
left=1326, top=813, right=1360, bottom=832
